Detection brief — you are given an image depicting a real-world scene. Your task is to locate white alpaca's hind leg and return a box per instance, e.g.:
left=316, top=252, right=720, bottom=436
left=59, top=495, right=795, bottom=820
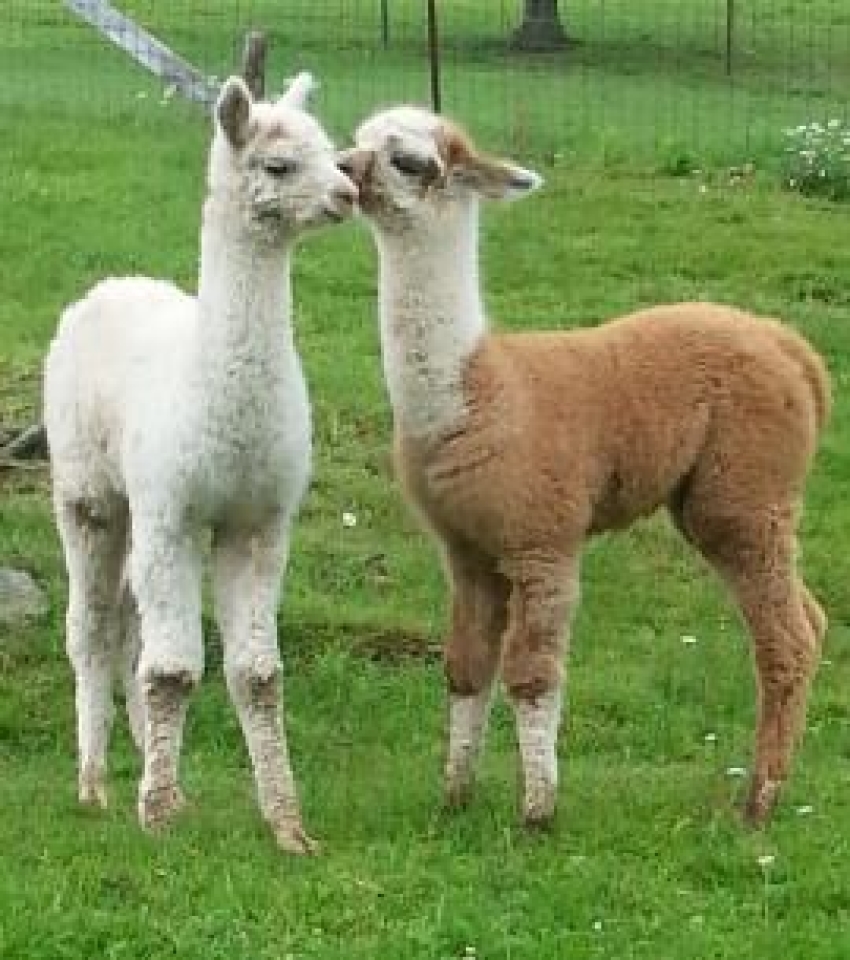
left=131, top=518, right=203, bottom=831
left=56, top=495, right=126, bottom=809
left=213, top=519, right=316, bottom=854
left=117, top=577, right=145, bottom=753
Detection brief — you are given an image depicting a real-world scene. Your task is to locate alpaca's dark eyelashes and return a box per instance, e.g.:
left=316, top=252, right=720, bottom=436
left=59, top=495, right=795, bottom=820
left=263, top=158, right=297, bottom=178
left=390, top=152, right=434, bottom=178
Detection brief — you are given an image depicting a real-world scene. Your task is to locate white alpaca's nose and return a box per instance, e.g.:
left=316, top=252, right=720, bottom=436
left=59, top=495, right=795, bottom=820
left=332, top=176, right=358, bottom=208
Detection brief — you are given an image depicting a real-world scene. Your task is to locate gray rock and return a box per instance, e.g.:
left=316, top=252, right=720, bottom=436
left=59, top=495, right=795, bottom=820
left=0, top=568, right=48, bottom=625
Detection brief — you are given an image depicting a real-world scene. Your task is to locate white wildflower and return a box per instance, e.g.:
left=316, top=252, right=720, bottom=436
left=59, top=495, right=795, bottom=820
left=342, top=511, right=357, bottom=528
left=726, top=765, right=747, bottom=778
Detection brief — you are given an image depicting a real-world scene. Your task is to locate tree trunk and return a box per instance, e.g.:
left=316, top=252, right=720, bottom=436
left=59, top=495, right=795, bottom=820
left=511, top=0, right=568, bottom=51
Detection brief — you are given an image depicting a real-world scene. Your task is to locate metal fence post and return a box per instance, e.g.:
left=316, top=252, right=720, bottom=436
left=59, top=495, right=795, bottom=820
left=426, top=0, right=441, bottom=112
left=725, top=0, right=735, bottom=77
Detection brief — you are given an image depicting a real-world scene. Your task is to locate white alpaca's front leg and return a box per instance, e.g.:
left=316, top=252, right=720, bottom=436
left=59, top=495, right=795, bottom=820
left=131, top=517, right=204, bottom=831
left=213, top=519, right=316, bottom=855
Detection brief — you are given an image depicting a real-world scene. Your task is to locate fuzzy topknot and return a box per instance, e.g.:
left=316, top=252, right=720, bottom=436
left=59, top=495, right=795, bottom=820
left=281, top=71, right=317, bottom=109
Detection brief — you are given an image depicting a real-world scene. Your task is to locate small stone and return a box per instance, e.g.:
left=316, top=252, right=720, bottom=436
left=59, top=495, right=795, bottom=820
left=0, top=568, right=48, bottom=625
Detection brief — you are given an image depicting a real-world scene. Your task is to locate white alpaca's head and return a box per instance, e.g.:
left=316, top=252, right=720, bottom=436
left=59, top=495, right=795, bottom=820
left=207, top=73, right=358, bottom=240
left=339, top=106, right=542, bottom=233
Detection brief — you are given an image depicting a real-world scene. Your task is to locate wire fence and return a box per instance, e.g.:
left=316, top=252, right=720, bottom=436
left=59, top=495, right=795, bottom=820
left=6, top=1, right=850, bottom=164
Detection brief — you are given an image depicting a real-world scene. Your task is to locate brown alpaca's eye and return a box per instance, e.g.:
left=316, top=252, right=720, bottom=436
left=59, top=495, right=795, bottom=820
left=390, top=153, right=432, bottom=178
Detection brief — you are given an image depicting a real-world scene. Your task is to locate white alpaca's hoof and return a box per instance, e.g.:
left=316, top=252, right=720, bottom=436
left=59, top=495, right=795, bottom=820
left=79, top=765, right=108, bottom=810
left=272, top=819, right=319, bottom=855
left=521, top=781, right=557, bottom=829
left=138, top=783, right=186, bottom=831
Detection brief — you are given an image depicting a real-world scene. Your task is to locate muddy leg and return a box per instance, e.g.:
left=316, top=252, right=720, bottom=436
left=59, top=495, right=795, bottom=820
left=213, top=520, right=316, bottom=854
left=500, top=552, right=580, bottom=827
left=131, top=519, right=203, bottom=831
left=442, top=544, right=510, bottom=808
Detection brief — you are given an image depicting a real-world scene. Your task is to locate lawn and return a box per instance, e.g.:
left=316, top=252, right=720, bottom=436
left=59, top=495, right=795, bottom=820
left=2, top=3, right=850, bottom=959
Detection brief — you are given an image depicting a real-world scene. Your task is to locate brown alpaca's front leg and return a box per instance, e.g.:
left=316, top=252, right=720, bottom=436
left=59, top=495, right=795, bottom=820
left=500, top=554, right=579, bottom=827
left=442, top=546, right=510, bottom=808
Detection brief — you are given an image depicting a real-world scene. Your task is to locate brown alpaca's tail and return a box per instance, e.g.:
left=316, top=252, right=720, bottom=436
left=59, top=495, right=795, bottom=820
left=771, top=324, right=832, bottom=432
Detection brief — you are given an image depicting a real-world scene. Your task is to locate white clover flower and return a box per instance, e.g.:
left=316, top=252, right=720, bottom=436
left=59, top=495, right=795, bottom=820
left=726, top=765, right=747, bottom=778
left=342, top=511, right=357, bottom=528
left=757, top=854, right=775, bottom=870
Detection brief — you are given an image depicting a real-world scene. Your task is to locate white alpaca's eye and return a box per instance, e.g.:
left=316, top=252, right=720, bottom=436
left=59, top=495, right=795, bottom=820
left=263, top=158, right=297, bottom=178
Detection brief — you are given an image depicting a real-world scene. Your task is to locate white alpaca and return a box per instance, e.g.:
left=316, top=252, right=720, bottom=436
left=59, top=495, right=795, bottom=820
left=340, top=107, right=828, bottom=827
left=44, top=74, right=357, bottom=853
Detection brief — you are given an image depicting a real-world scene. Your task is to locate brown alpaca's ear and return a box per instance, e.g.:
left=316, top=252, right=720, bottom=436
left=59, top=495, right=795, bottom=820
left=216, top=76, right=252, bottom=148
left=439, top=123, right=543, bottom=201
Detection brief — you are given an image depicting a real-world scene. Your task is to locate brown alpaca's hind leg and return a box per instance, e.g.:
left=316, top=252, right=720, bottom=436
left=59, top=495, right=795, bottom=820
left=672, top=496, right=821, bottom=826
left=799, top=580, right=828, bottom=645
left=442, top=542, right=511, bottom=808
left=499, top=552, right=579, bottom=827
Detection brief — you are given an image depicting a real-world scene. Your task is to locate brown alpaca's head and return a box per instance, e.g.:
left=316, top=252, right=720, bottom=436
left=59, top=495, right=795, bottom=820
left=338, top=106, right=542, bottom=231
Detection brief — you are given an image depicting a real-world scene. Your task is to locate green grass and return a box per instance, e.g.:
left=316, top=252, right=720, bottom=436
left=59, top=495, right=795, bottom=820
left=2, top=5, right=850, bottom=959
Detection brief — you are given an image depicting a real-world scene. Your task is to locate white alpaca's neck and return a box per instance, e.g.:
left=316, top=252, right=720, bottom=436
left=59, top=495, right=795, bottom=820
left=375, top=202, right=487, bottom=437
left=196, top=197, right=295, bottom=374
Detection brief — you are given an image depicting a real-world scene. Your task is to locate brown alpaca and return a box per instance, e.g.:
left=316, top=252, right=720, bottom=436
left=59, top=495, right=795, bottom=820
left=340, top=107, right=830, bottom=827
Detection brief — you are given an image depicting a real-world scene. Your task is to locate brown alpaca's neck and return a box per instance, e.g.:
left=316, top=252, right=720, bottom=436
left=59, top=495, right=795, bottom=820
left=374, top=205, right=487, bottom=438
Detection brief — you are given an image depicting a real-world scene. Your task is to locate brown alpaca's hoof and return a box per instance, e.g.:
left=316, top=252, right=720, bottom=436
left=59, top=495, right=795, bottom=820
left=79, top=764, right=108, bottom=810
left=138, top=783, right=186, bottom=831
left=444, top=771, right=476, bottom=810
left=742, top=776, right=781, bottom=827
left=272, top=819, right=319, bottom=855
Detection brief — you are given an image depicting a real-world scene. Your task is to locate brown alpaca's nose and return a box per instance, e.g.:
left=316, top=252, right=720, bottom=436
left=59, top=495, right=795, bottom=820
left=336, top=148, right=373, bottom=191
left=333, top=180, right=358, bottom=207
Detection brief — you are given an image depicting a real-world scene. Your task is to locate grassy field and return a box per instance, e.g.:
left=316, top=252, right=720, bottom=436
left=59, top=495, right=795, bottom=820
left=2, top=5, right=850, bottom=959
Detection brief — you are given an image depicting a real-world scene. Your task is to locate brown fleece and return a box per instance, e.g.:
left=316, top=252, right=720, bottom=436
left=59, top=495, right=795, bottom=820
left=396, top=300, right=830, bottom=824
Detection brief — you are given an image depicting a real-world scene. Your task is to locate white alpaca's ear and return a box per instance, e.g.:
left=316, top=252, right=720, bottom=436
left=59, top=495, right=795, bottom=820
left=216, top=76, right=252, bottom=148
left=279, top=71, right=317, bottom=110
